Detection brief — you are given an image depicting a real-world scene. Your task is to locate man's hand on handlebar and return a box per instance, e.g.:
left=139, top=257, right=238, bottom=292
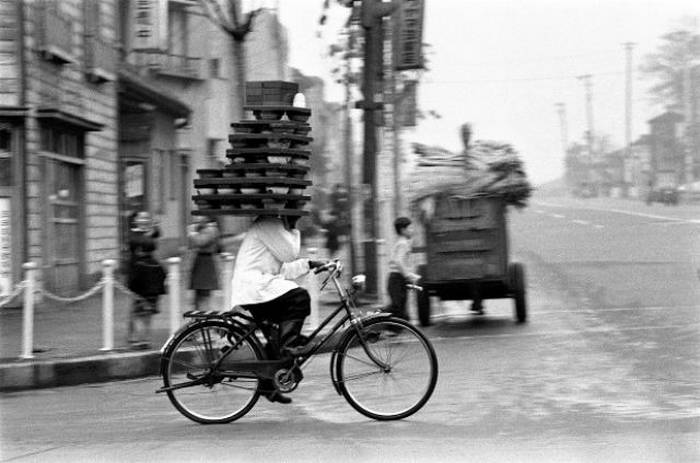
left=308, top=260, right=327, bottom=270
left=309, top=260, right=340, bottom=274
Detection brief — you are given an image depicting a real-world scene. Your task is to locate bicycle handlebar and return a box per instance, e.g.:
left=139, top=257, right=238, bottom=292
left=312, top=260, right=339, bottom=275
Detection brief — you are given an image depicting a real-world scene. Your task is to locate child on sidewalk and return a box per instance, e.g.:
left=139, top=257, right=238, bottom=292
left=386, top=217, right=420, bottom=322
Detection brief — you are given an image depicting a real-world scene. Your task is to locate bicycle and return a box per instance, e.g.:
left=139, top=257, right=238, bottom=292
left=156, top=260, right=439, bottom=424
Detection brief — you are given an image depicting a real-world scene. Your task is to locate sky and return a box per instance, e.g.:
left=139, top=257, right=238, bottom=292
left=244, top=0, right=700, bottom=185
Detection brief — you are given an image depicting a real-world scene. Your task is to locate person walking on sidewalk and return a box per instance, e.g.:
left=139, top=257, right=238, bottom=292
left=230, top=215, right=325, bottom=404
left=386, top=217, right=420, bottom=323
left=187, top=217, right=221, bottom=311
left=127, top=211, right=166, bottom=349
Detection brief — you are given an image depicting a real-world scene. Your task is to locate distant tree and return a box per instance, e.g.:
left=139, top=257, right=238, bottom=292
left=640, top=17, right=700, bottom=109
left=198, top=0, right=261, bottom=119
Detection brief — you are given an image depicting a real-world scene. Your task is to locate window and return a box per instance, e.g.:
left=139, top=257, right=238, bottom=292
left=0, top=126, right=12, bottom=187
left=209, top=58, right=221, bottom=79
left=84, top=0, right=101, bottom=38
left=40, top=126, right=83, bottom=157
left=168, top=3, right=188, bottom=57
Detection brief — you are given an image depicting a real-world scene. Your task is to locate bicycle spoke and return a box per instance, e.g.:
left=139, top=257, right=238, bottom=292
left=338, top=320, right=438, bottom=420
left=163, top=322, right=262, bottom=424
left=340, top=369, right=383, bottom=383
left=343, top=350, right=382, bottom=369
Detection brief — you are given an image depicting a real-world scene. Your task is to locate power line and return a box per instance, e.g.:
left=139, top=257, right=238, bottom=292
left=433, top=49, right=622, bottom=68
left=421, top=70, right=624, bottom=85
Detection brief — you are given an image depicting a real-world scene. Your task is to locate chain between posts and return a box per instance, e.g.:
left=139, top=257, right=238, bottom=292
left=37, top=279, right=106, bottom=303
left=112, top=279, right=149, bottom=304
left=0, top=281, right=26, bottom=308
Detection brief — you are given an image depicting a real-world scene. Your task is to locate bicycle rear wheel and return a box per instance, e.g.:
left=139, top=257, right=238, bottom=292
left=337, top=317, right=438, bottom=420
left=162, top=320, right=262, bottom=424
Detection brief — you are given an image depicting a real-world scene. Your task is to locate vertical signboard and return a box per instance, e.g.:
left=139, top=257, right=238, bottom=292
left=132, top=0, right=168, bottom=51
left=393, top=0, right=425, bottom=71
left=398, top=79, right=417, bottom=127
left=0, top=197, right=11, bottom=298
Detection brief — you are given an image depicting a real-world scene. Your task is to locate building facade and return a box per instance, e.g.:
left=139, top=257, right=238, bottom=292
left=1, top=0, right=120, bottom=296
left=1, top=0, right=295, bottom=298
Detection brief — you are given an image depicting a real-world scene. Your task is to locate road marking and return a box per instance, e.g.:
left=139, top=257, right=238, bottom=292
left=534, top=200, right=700, bottom=224
left=533, top=304, right=700, bottom=315
left=571, top=219, right=590, bottom=226
left=534, top=209, right=545, bottom=214
left=551, top=213, right=565, bottom=219
left=594, top=224, right=605, bottom=229
left=429, top=321, right=700, bottom=342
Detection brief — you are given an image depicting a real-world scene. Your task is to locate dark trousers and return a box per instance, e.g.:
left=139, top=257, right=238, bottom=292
left=243, top=288, right=310, bottom=358
left=386, top=272, right=408, bottom=321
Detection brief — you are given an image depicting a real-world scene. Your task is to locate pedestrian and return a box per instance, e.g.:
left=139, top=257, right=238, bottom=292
left=188, top=217, right=221, bottom=311
left=230, top=215, right=326, bottom=404
left=324, top=211, right=342, bottom=259
left=127, top=211, right=166, bottom=349
left=385, top=217, right=420, bottom=324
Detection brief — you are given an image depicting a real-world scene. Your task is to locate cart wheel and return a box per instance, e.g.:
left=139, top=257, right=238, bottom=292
left=509, top=262, right=527, bottom=323
left=416, top=265, right=431, bottom=326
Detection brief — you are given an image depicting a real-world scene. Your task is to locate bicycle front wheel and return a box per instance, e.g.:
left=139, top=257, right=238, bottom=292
left=162, top=320, right=262, bottom=424
left=337, top=317, right=438, bottom=420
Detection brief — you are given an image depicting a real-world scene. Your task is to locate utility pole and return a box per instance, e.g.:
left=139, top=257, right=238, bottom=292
left=555, top=102, right=568, bottom=157
left=358, top=0, right=395, bottom=295
left=624, top=43, right=635, bottom=197
left=624, top=43, right=635, bottom=160
left=577, top=74, right=594, bottom=157
left=683, top=47, right=695, bottom=187
left=342, top=29, right=357, bottom=277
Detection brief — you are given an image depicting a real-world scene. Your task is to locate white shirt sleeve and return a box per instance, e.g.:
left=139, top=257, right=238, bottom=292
left=256, top=218, right=310, bottom=280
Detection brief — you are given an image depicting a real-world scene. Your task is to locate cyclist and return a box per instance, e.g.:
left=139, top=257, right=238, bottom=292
left=230, top=215, right=325, bottom=404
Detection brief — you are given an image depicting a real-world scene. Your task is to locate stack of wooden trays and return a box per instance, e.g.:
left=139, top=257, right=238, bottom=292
left=192, top=81, right=313, bottom=217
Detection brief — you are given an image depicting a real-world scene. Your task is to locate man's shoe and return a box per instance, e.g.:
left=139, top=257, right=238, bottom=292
left=264, top=390, right=292, bottom=404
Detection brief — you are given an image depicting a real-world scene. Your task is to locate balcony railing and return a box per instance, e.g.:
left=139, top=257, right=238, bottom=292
left=37, top=4, right=74, bottom=64
left=130, top=51, right=204, bottom=81
left=84, top=36, right=117, bottom=82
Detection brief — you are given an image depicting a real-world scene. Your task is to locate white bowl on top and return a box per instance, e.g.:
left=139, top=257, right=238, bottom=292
left=268, top=155, right=290, bottom=164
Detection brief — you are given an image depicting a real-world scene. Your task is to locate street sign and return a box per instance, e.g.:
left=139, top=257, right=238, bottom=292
left=393, top=0, right=425, bottom=71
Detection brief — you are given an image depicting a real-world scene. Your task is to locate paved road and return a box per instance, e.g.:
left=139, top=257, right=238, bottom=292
left=1, top=195, right=699, bottom=462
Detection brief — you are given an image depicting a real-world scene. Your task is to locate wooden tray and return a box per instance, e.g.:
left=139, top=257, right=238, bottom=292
left=225, top=148, right=311, bottom=159
left=194, top=177, right=311, bottom=188
left=228, top=133, right=313, bottom=144
left=192, top=209, right=309, bottom=217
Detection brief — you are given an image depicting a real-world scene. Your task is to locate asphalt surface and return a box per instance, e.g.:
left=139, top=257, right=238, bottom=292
left=1, top=194, right=699, bottom=462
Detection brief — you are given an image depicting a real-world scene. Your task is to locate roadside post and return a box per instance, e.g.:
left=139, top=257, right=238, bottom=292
left=167, top=257, right=181, bottom=335
left=20, top=262, right=37, bottom=359
left=100, top=259, right=116, bottom=351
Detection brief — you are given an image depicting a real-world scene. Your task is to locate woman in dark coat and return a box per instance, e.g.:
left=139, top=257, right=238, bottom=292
left=188, top=217, right=220, bottom=311
left=127, top=211, right=166, bottom=348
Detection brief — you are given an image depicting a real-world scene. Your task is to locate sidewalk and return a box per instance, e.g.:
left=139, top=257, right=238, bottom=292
left=0, top=272, right=380, bottom=392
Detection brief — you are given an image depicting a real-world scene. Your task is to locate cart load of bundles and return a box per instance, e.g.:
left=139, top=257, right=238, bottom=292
left=192, top=81, right=313, bottom=218
left=409, top=123, right=533, bottom=216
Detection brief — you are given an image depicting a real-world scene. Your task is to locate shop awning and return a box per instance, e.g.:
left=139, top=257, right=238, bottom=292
left=35, top=108, right=104, bottom=131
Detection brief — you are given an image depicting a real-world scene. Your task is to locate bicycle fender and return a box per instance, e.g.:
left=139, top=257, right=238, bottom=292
left=329, top=349, right=342, bottom=395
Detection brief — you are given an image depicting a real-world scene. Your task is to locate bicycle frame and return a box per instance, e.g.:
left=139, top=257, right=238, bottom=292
left=158, top=264, right=393, bottom=394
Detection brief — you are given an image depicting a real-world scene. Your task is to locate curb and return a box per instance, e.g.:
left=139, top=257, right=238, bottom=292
left=0, top=351, right=161, bottom=392
left=0, top=300, right=383, bottom=393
